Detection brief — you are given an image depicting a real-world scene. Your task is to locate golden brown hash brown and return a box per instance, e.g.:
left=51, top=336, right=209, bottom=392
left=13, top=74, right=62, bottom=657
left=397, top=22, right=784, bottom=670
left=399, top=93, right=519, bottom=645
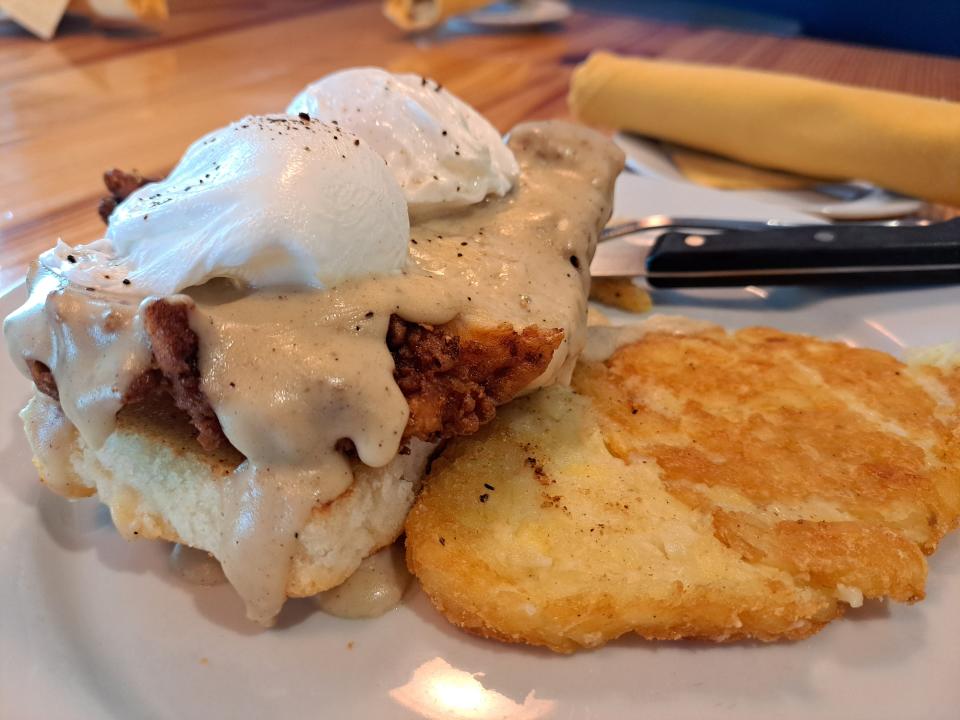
left=405, top=325, right=960, bottom=653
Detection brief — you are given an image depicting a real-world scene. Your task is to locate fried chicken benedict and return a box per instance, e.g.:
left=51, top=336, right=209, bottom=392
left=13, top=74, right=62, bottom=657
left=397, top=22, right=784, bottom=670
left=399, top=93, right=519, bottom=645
left=4, top=68, right=624, bottom=624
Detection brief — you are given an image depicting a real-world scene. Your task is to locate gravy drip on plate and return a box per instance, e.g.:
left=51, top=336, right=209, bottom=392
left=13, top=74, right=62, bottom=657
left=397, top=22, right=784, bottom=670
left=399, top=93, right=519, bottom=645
left=169, top=544, right=227, bottom=586
left=3, top=121, right=623, bottom=624
left=313, top=542, right=412, bottom=618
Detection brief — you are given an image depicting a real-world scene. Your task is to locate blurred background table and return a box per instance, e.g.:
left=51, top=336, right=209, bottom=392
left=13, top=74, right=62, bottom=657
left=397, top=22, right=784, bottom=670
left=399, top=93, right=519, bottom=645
left=2, top=0, right=959, bottom=294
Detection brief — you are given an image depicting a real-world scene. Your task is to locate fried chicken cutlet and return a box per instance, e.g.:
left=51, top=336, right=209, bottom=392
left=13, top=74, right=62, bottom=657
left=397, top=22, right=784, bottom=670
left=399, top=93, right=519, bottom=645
left=10, top=118, right=623, bottom=622
left=405, top=318, right=960, bottom=652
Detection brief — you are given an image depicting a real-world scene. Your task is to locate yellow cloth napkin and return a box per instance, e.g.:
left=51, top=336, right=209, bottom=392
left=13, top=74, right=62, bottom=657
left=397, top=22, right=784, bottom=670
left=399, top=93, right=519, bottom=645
left=569, top=52, right=960, bottom=206
left=383, top=0, right=496, bottom=30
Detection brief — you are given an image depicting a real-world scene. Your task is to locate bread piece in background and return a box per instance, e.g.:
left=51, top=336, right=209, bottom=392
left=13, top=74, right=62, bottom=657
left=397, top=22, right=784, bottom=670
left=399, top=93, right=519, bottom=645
left=0, top=0, right=168, bottom=40
left=383, top=0, right=495, bottom=30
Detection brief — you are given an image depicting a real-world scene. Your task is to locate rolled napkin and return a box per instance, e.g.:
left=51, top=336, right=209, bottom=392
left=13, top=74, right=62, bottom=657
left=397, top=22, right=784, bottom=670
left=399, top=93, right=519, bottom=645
left=383, top=0, right=495, bottom=30
left=569, top=52, right=960, bottom=206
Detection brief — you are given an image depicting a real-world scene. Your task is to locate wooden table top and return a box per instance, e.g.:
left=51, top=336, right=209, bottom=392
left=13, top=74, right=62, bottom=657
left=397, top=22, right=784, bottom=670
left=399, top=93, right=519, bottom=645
left=2, top=0, right=959, bottom=294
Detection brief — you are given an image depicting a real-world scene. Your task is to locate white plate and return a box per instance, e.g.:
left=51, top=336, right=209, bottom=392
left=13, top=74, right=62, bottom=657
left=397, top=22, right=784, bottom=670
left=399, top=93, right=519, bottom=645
left=2, top=175, right=959, bottom=720
left=614, top=132, right=925, bottom=220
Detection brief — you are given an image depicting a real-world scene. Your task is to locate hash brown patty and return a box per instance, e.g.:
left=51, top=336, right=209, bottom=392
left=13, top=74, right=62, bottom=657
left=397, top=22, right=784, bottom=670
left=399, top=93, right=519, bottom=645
left=405, top=321, right=960, bottom=652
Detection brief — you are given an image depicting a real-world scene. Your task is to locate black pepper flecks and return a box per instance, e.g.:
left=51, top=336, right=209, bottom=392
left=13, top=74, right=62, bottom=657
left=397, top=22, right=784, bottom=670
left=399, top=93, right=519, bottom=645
left=122, top=278, right=131, bottom=285
left=570, top=255, right=581, bottom=269
left=67, top=254, right=77, bottom=264
left=354, top=139, right=360, bottom=146
left=479, top=493, right=489, bottom=503
left=298, top=112, right=310, bottom=121
left=365, top=310, right=375, bottom=318
left=484, top=483, right=495, bottom=491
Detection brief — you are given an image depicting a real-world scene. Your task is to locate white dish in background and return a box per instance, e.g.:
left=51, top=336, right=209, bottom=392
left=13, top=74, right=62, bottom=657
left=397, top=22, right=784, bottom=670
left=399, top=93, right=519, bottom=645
left=607, top=171, right=824, bottom=231
left=614, top=132, right=925, bottom=221
left=461, top=0, right=571, bottom=28
left=2, top=173, right=959, bottom=719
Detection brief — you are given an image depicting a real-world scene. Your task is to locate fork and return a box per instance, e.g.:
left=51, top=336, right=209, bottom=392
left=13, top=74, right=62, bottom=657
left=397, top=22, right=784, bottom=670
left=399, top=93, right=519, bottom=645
left=599, top=216, right=927, bottom=242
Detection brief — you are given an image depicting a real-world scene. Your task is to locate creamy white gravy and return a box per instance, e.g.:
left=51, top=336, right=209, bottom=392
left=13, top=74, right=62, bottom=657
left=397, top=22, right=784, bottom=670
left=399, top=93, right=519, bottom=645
left=169, top=544, right=227, bottom=586
left=3, top=121, right=623, bottom=624
left=313, top=542, right=412, bottom=619
left=4, top=268, right=153, bottom=449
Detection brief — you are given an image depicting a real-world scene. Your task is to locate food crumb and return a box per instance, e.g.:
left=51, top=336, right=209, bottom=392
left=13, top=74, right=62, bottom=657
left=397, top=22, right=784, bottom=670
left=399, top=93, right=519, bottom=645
left=199, top=657, right=209, bottom=666
left=346, top=641, right=355, bottom=650
left=589, top=277, right=653, bottom=314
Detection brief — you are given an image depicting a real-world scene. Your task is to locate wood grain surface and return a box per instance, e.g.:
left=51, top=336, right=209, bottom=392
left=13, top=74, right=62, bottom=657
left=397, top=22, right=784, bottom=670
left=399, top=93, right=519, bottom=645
left=2, top=0, right=959, bottom=293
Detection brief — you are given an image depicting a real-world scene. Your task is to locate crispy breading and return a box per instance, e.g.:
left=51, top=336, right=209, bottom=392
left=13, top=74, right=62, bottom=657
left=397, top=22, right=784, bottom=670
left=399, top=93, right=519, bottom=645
left=98, top=169, right=155, bottom=223
left=388, top=317, right=563, bottom=443
left=31, top=303, right=563, bottom=454
left=405, top=324, right=960, bottom=653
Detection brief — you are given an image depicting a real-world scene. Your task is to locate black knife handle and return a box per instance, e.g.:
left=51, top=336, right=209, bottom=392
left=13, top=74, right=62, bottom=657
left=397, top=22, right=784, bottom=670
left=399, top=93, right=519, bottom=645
left=645, top=218, right=960, bottom=288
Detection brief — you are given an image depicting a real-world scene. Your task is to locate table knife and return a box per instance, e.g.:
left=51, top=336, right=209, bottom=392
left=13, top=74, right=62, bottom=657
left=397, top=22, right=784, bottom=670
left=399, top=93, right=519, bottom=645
left=590, top=218, right=960, bottom=287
